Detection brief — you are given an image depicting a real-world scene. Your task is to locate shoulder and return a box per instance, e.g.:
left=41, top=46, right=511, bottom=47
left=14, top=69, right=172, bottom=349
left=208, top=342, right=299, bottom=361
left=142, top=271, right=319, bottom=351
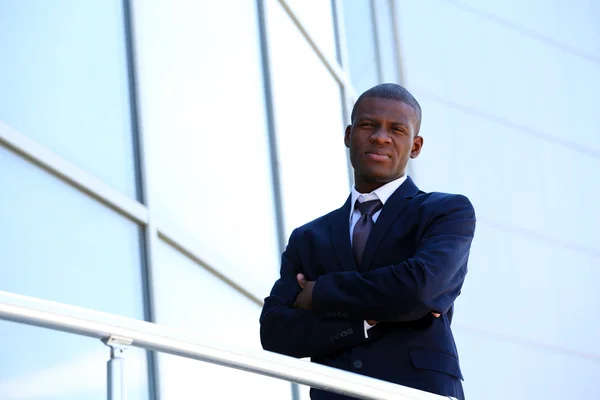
left=414, top=191, right=475, bottom=218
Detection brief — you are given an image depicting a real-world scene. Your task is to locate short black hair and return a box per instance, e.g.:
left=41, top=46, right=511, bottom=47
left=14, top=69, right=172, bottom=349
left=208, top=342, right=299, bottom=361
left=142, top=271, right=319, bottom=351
left=350, top=83, right=422, bottom=133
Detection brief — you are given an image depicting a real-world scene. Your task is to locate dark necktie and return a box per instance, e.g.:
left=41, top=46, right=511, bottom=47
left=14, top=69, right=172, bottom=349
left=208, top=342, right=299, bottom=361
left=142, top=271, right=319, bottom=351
left=352, top=199, right=383, bottom=264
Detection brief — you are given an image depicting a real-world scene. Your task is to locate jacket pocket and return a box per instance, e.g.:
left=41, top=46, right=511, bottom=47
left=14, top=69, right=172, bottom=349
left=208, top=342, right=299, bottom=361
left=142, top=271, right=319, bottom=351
left=409, top=346, right=464, bottom=380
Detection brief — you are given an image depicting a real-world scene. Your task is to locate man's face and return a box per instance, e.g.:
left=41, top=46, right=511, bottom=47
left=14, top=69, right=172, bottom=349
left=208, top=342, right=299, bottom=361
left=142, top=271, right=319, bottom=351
left=344, top=97, right=423, bottom=193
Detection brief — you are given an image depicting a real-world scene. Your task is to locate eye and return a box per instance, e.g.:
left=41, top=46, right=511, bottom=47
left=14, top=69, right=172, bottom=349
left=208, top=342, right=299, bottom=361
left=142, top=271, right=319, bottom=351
left=360, top=122, right=374, bottom=128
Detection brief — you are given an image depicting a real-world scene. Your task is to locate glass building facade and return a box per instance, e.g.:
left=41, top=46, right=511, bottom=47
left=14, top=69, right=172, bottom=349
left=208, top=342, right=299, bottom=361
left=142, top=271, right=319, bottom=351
left=0, top=1, right=598, bottom=399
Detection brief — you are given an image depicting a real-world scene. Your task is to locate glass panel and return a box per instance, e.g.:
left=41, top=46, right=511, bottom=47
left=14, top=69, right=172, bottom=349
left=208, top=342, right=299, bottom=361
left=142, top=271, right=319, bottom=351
left=454, top=0, right=598, bottom=58
left=267, top=0, right=350, bottom=237
left=565, top=56, right=600, bottom=152
left=341, top=0, right=380, bottom=94
left=435, top=3, right=494, bottom=113
left=593, top=1, right=600, bottom=55
left=285, top=0, right=337, bottom=60
left=0, top=146, right=145, bottom=317
left=409, top=96, right=457, bottom=193
left=393, top=1, right=448, bottom=94
left=374, top=0, right=400, bottom=82
left=0, top=323, right=148, bottom=400
left=131, top=0, right=280, bottom=299
left=453, top=328, right=600, bottom=400
left=455, top=221, right=600, bottom=355
left=0, top=1, right=137, bottom=196
left=393, top=4, right=600, bottom=400
left=153, top=239, right=292, bottom=400
left=555, top=0, right=597, bottom=57
left=569, top=149, right=600, bottom=251
left=0, top=147, right=148, bottom=398
left=550, top=248, right=599, bottom=355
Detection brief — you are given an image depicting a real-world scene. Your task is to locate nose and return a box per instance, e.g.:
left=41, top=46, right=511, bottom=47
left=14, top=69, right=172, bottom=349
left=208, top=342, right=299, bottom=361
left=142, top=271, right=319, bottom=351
left=370, top=126, right=391, bottom=144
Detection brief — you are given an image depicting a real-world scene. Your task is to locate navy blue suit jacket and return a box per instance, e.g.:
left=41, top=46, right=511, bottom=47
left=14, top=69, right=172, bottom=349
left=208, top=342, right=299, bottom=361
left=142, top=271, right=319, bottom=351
left=260, top=177, right=476, bottom=399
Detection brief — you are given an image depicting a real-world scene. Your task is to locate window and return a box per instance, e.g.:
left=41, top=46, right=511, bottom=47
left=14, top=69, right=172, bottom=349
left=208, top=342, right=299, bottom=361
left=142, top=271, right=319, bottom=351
left=0, top=146, right=148, bottom=399
left=153, top=239, right=292, bottom=400
left=0, top=1, right=137, bottom=196
left=341, top=0, right=380, bottom=94
left=0, top=324, right=148, bottom=400
left=285, top=0, right=337, bottom=60
left=131, top=0, right=280, bottom=298
left=266, top=0, right=350, bottom=237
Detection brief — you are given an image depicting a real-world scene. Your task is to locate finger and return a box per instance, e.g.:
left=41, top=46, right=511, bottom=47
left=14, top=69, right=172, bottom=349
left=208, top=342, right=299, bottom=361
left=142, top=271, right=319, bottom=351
left=296, top=273, right=306, bottom=288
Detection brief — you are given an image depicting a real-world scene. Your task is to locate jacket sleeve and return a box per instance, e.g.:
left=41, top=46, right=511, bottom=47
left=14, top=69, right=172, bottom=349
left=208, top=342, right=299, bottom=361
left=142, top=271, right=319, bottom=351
left=311, top=194, right=476, bottom=322
left=260, top=229, right=368, bottom=359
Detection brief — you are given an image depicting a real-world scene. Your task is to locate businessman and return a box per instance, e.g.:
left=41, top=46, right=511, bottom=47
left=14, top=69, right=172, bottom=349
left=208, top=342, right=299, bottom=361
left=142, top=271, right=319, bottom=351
left=260, top=83, right=476, bottom=399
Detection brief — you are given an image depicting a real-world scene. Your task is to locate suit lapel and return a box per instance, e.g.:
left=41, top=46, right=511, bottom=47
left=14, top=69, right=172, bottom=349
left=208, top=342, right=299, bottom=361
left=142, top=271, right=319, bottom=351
left=359, top=177, right=420, bottom=272
left=329, top=195, right=358, bottom=272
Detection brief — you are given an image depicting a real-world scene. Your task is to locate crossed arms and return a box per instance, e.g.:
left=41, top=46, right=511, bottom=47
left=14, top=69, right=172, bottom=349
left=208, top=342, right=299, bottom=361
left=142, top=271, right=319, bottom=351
left=259, top=194, right=476, bottom=359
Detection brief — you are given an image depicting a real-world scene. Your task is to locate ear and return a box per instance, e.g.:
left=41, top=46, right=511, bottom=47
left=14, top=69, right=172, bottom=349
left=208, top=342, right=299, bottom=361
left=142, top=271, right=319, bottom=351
left=410, top=135, right=423, bottom=159
left=344, top=125, right=352, bottom=148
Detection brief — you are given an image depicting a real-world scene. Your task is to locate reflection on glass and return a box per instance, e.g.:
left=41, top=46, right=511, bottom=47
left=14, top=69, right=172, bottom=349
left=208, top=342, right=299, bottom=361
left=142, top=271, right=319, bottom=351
left=0, top=146, right=145, bottom=318
left=284, top=0, right=337, bottom=60
left=0, top=1, right=136, bottom=196
left=341, top=0, right=380, bottom=94
left=0, top=322, right=148, bottom=400
left=131, top=0, right=280, bottom=299
left=153, top=239, right=292, bottom=400
left=267, top=0, right=350, bottom=237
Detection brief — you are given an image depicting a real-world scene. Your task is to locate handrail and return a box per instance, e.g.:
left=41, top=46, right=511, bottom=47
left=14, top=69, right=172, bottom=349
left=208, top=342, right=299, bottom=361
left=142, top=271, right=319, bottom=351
left=0, top=290, right=450, bottom=400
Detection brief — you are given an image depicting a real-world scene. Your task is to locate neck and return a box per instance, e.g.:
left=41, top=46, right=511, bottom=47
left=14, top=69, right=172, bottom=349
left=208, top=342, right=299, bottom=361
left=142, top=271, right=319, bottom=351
left=355, top=182, right=384, bottom=194
left=354, top=174, right=405, bottom=194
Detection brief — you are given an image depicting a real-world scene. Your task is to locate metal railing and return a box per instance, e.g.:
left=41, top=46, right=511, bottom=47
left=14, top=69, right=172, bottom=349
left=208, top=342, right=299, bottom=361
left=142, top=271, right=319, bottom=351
left=0, top=290, right=451, bottom=400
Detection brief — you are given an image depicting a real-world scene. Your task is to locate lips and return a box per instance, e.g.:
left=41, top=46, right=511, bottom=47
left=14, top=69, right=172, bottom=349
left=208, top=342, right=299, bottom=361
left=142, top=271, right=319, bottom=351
left=365, top=151, right=391, bottom=161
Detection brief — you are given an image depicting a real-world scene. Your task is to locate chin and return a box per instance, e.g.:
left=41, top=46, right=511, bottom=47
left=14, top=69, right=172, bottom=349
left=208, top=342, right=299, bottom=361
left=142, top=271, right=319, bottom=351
left=361, top=167, right=392, bottom=179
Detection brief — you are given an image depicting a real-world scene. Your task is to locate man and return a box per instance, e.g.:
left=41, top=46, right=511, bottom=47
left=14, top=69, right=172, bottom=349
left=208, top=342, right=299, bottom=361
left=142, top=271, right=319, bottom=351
left=260, top=83, right=475, bottom=399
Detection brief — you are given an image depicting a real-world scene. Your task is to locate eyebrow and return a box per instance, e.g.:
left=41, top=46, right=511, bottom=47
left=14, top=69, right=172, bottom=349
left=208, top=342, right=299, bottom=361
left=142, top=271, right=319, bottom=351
left=356, top=114, right=411, bottom=126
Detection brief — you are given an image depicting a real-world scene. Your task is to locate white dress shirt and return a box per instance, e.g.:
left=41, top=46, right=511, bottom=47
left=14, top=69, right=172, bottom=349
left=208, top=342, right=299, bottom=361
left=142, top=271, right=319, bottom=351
left=349, top=175, right=408, bottom=338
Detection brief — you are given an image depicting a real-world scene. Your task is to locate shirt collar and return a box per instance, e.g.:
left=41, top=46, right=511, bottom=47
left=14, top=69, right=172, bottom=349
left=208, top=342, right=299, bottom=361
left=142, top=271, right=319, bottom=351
left=349, top=175, right=408, bottom=220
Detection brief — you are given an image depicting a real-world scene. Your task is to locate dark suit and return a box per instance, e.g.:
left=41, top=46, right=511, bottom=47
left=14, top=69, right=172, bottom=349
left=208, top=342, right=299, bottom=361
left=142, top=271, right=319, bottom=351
left=260, top=177, right=476, bottom=399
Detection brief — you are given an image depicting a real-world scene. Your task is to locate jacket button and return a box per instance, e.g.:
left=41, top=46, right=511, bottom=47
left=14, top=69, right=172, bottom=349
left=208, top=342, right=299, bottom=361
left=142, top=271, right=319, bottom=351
left=353, top=360, right=363, bottom=369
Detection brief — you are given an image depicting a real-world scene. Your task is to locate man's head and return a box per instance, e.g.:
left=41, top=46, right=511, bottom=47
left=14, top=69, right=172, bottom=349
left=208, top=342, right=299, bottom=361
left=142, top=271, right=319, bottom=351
left=344, top=83, right=423, bottom=193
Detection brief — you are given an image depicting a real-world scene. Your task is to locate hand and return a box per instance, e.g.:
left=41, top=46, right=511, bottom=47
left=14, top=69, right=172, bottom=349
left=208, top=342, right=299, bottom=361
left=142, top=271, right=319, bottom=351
left=432, top=312, right=441, bottom=318
left=293, top=273, right=315, bottom=310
